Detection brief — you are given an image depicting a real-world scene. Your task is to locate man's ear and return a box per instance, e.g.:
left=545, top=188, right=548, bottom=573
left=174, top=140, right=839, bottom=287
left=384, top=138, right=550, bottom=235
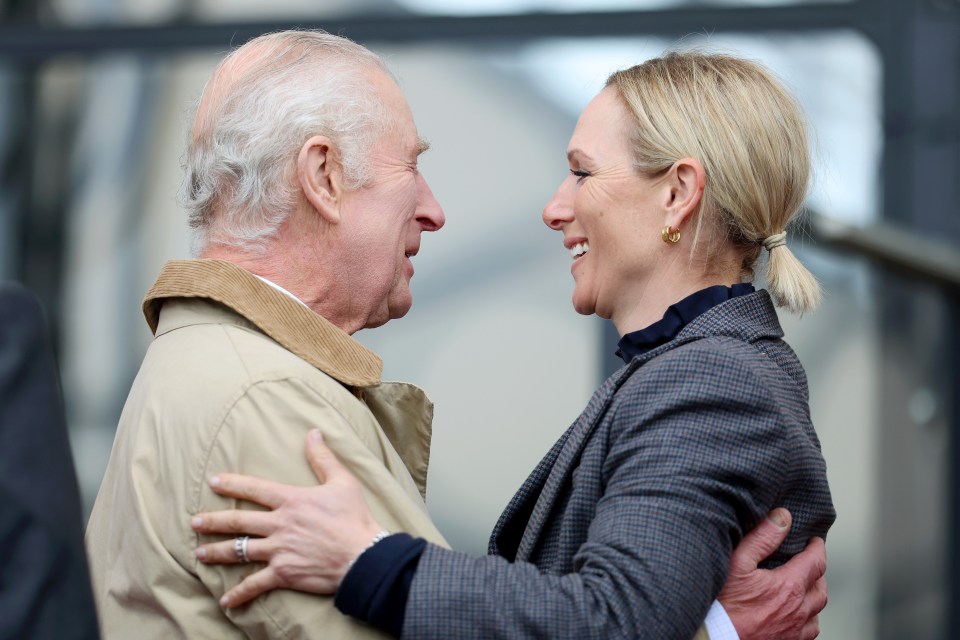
left=298, top=135, right=344, bottom=225
left=662, top=157, right=706, bottom=230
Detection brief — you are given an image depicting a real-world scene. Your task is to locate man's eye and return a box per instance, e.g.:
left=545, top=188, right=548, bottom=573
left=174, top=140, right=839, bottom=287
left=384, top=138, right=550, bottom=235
left=570, top=169, right=590, bottom=182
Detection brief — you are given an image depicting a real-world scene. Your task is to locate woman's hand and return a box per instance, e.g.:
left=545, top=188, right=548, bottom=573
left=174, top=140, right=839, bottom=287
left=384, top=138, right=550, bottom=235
left=191, top=429, right=385, bottom=608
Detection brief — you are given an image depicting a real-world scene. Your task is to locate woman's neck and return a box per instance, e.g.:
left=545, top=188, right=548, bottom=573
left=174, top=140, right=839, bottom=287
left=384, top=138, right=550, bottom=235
left=612, top=267, right=743, bottom=336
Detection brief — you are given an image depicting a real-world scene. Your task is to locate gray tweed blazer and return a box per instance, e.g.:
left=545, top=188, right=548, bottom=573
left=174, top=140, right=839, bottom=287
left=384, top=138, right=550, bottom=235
left=404, top=290, right=835, bottom=639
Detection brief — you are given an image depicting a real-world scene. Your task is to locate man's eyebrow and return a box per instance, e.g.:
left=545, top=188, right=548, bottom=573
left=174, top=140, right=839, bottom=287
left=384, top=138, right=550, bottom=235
left=415, top=139, right=431, bottom=156
left=567, top=148, right=591, bottom=163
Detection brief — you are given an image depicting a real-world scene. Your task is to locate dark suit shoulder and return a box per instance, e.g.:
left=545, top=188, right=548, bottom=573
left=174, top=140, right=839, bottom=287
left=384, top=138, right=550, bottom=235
left=0, top=282, right=100, bottom=639
left=0, top=283, right=46, bottom=347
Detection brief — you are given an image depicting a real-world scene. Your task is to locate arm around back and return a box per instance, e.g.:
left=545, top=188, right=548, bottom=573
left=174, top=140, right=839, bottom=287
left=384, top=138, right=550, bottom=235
left=193, top=377, right=447, bottom=639
left=403, top=340, right=820, bottom=639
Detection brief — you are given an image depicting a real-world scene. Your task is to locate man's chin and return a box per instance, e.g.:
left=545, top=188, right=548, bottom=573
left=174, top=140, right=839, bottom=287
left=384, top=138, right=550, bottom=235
left=388, top=297, right=413, bottom=321
left=362, top=296, right=412, bottom=330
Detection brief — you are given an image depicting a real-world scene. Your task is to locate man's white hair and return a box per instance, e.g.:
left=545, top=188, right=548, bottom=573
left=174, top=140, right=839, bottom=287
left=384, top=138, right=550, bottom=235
left=183, top=30, right=392, bottom=255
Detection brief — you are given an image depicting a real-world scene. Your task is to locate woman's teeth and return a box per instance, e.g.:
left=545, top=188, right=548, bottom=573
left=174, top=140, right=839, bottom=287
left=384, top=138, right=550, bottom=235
left=570, top=242, right=589, bottom=259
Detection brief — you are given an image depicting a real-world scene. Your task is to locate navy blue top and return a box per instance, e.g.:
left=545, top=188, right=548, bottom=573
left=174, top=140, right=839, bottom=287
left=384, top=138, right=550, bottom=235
left=334, top=282, right=756, bottom=637
left=617, top=282, right=755, bottom=363
left=334, top=533, right=425, bottom=635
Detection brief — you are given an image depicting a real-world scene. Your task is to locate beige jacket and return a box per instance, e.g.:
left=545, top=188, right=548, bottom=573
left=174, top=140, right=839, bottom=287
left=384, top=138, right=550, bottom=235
left=86, top=259, right=447, bottom=639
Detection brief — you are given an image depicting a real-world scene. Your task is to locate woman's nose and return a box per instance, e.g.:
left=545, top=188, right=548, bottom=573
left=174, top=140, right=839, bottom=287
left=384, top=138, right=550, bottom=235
left=542, top=178, right=574, bottom=230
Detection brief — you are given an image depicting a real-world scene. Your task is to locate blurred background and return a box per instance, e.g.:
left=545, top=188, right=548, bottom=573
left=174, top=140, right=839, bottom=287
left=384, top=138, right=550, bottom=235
left=1, top=0, right=958, bottom=638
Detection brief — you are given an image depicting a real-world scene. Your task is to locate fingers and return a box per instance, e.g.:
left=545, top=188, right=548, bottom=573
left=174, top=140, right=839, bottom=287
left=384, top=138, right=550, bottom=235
left=804, top=576, right=828, bottom=617
left=208, top=474, right=288, bottom=509
left=195, top=536, right=270, bottom=565
left=730, top=508, right=793, bottom=573
left=798, top=537, right=828, bottom=586
left=800, top=616, right=821, bottom=640
left=220, top=568, right=282, bottom=609
left=776, top=536, right=826, bottom=595
left=304, top=429, right=348, bottom=485
left=192, top=509, right=276, bottom=537
left=795, top=562, right=827, bottom=640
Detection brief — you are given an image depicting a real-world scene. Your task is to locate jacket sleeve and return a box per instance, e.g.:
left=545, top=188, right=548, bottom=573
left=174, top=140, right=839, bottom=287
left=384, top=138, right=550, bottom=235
left=403, top=340, right=791, bottom=640
left=191, top=377, right=447, bottom=640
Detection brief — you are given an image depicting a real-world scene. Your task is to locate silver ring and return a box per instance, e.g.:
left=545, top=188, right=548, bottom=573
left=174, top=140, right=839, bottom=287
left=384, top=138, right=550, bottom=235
left=234, top=536, right=249, bottom=563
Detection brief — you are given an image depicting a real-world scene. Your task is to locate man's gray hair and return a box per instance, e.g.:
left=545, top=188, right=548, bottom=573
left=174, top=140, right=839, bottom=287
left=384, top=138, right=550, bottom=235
left=184, top=31, right=391, bottom=254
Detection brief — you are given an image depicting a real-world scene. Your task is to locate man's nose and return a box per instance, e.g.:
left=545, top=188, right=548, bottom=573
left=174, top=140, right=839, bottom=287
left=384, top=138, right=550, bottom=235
left=542, top=178, right=574, bottom=230
left=416, top=174, right=445, bottom=232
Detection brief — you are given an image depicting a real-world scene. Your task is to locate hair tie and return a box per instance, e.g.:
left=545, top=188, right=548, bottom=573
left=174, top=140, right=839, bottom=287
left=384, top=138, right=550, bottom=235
left=761, top=231, right=787, bottom=252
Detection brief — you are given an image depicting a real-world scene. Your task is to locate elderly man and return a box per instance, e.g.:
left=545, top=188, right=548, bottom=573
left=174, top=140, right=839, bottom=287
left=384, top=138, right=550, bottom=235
left=86, top=30, right=824, bottom=639
left=87, top=31, right=447, bottom=638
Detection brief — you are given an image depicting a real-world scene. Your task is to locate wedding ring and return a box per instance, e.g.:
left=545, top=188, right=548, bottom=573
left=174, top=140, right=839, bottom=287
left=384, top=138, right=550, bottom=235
left=234, top=536, right=250, bottom=563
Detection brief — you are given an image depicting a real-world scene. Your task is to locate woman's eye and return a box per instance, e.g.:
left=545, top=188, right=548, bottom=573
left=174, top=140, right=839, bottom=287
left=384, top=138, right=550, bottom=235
left=570, top=169, right=590, bottom=182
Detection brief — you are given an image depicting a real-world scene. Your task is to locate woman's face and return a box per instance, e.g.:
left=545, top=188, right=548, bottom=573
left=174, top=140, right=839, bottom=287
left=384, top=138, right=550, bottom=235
left=542, top=87, right=668, bottom=323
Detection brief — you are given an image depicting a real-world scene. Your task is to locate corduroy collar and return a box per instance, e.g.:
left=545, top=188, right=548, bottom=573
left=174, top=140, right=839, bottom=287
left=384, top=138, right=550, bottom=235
left=142, top=259, right=383, bottom=387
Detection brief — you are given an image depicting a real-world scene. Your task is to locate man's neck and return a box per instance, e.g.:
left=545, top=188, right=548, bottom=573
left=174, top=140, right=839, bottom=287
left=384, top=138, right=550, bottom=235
left=199, top=245, right=291, bottom=290
left=198, top=244, right=362, bottom=334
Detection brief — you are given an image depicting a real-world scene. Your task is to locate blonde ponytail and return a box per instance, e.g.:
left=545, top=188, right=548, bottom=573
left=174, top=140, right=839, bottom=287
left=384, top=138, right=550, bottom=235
left=763, top=232, right=821, bottom=313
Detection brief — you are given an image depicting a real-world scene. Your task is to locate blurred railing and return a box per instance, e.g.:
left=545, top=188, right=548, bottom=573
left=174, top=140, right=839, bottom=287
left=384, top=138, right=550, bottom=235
left=809, top=214, right=960, bottom=292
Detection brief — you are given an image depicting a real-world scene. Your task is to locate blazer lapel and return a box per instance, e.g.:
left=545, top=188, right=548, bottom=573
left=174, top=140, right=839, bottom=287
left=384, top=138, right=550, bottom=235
left=493, top=291, right=783, bottom=562
left=488, top=426, right=572, bottom=559
left=507, top=334, right=703, bottom=562
left=510, top=359, right=642, bottom=561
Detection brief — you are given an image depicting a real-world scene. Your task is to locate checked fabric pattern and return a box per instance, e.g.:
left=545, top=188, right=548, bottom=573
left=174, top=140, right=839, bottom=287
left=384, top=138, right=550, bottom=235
left=403, top=290, right=835, bottom=640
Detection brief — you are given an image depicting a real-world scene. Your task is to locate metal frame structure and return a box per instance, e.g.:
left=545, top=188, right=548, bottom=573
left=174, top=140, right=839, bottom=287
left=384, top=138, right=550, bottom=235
left=2, top=1, right=959, bottom=637
left=0, top=4, right=885, bottom=58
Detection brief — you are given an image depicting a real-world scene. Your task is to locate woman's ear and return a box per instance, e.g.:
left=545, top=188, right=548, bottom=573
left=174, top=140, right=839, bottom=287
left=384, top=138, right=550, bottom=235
left=662, top=157, right=706, bottom=230
left=298, top=135, right=344, bottom=225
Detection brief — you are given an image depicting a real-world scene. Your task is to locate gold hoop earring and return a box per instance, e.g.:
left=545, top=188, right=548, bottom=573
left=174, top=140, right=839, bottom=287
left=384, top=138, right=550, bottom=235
left=661, top=225, right=681, bottom=244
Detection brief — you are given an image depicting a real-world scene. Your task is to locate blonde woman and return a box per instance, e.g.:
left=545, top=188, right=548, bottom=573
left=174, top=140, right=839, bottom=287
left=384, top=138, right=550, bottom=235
left=193, top=52, right=835, bottom=639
